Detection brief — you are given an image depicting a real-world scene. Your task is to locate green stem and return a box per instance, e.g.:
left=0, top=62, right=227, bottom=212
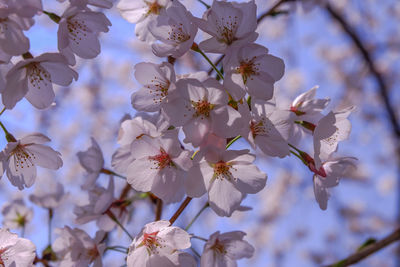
left=190, top=247, right=201, bottom=258
left=107, top=211, right=133, bottom=240
left=196, top=0, right=210, bottom=8
left=48, top=208, right=53, bottom=245
left=190, top=235, right=208, bottom=242
left=0, top=107, right=6, bottom=116
left=43, top=11, right=61, bottom=23
left=226, top=135, right=241, bottom=149
left=185, top=202, right=209, bottom=231
left=192, top=45, right=224, bottom=80
left=101, top=168, right=126, bottom=179
left=105, top=247, right=128, bottom=254
left=290, top=150, right=307, bottom=165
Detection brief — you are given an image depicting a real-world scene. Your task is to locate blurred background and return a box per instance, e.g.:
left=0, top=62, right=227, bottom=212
left=0, top=0, right=399, bottom=266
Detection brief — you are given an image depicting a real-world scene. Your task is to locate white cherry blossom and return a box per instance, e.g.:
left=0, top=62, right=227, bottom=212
left=117, top=0, right=171, bottom=42
left=186, top=148, right=267, bottom=217
left=126, top=130, right=191, bottom=203
left=52, top=226, right=106, bottom=267
left=29, top=175, right=66, bottom=209
left=196, top=0, right=258, bottom=54
left=148, top=0, right=197, bottom=58
left=0, top=133, right=63, bottom=190
left=131, top=61, right=177, bottom=112
left=127, top=220, right=196, bottom=267
left=0, top=228, right=36, bottom=267
left=58, top=6, right=111, bottom=65
left=224, top=43, right=285, bottom=101
left=163, top=78, right=242, bottom=147
left=201, top=231, right=255, bottom=267
left=77, top=137, right=104, bottom=190
left=2, top=198, right=33, bottom=230
left=3, top=53, right=78, bottom=109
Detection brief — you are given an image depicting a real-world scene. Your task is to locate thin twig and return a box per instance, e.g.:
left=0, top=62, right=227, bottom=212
left=169, top=197, right=192, bottom=225
left=323, top=228, right=400, bottom=267
left=155, top=198, right=163, bottom=221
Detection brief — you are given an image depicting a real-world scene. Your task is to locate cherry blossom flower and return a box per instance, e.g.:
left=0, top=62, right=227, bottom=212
left=77, top=137, right=104, bottom=190
left=63, top=0, right=113, bottom=9
left=0, top=133, right=63, bottom=190
left=131, top=61, right=177, bottom=112
left=201, top=231, right=255, bottom=267
left=3, top=53, right=78, bottom=109
left=117, top=0, right=171, bottom=42
left=127, top=220, right=196, bottom=267
left=195, top=0, right=258, bottom=54
left=186, top=148, right=267, bottom=217
left=29, top=175, right=66, bottom=209
left=240, top=100, right=291, bottom=158
left=163, top=78, right=242, bottom=147
left=223, top=43, right=285, bottom=101
left=313, top=157, right=357, bottom=210
left=313, top=106, right=355, bottom=169
left=0, top=228, right=36, bottom=267
left=52, top=226, right=106, bottom=267
left=58, top=6, right=111, bottom=65
left=126, top=130, right=192, bottom=203
left=2, top=198, right=33, bottom=230
left=148, top=0, right=197, bottom=58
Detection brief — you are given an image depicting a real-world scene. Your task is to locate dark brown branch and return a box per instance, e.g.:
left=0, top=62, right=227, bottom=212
left=155, top=198, right=163, bottom=221
left=323, top=228, right=400, bottom=267
left=169, top=197, right=192, bottom=225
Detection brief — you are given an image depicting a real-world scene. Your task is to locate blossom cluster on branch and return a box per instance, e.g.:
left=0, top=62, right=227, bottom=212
left=0, top=0, right=359, bottom=266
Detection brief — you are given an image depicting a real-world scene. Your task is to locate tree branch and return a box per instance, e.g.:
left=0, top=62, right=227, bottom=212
left=323, top=228, right=400, bottom=267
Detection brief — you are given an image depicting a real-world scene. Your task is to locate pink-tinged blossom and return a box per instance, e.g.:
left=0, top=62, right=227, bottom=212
left=313, top=106, right=355, bottom=169
left=223, top=43, right=285, bottom=101
left=201, top=231, right=255, bottom=267
left=131, top=61, right=177, bottom=112
left=313, top=157, right=357, bottom=210
left=112, top=115, right=162, bottom=174
left=0, top=228, right=36, bottom=267
left=0, top=12, right=29, bottom=56
left=29, top=175, right=66, bottom=209
left=148, top=0, right=197, bottom=58
left=117, top=0, right=171, bottom=42
left=0, top=133, right=63, bottom=190
left=186, top=148, right=267, bottom=217
left=62, top=0, right=113, bottom=9
left=240, top=100, right=291, bottom=158
left=77, top=137, right=104, bottom=190
left=127, top=220, right=196, bottom=267
left=163, top=78, right=242, bottom=147
left=195, top=0, right=258, bottom=54
left=74, top=177, right=122, bottom=231
left=3, top=53, right=78, bottom=109
left=2, top=198, right=33, bottom=230
left=126, top=130, right=191, bottom=204
left=58, top=6, right=111, bottom=65
left=52, top=226, right=106, bottom=267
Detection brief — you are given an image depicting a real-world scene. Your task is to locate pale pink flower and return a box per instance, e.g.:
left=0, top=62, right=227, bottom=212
left=240, top=100, right=291, bottom=158
left=66, top=0, right=113, bottom=9
left=0, top=228, right=36, bottom=267
left=313, top=106, right=355, bottom=168
left=201, top=231, right=254, bottom=267
left=53, top=226, right=106, bottom=267
left=0, top=133, right=63, bottom=190
left=186, top=148, right=267, bottom=217
left=223, top=43, right=285, bottom=101
left=126, top=130, right=191, bottom=203
left=58, top=6, right=111, bottom=65
left=148, top=0, right=197, bottom=58
left=163, top=78, right=242, bottom=147
left=290, top=86, right=330, bottom=119
left=77, top=137, right=104, bottom=190
left=131, top=61, right=177, bottom=112
left=29, top=175, right=66, bottom=209
left=2, top=198, right=33, bottom=230
left=196, top=0, right=258, bottom=54
left=313, top=157, right=357, bottom=210
left=127, top=220, right=196, bottom=267
left=117, top=0, right=171, bottom=42
left=3, top=53, right=78, bottom=109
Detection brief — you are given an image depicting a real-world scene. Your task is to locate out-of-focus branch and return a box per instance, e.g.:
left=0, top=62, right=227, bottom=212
left=325, top=4, right=400, bottom=138
left=207, top=0, right=292, bottom=75
left=323, top=228, right=400, bottom=267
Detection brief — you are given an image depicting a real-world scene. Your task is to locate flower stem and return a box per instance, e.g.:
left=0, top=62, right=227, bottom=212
left=105, top=247, right=128, bottom=254
left=196, top=0, right=210, bottom=9
left=48, top=208, right=53, bottom=245
left=101, top=168, right=126, bottom=179
left=169, top=197, right=192, bottom=225
left=191, top=43, right=224, bottom=80
left=185, top=202, right=209, bottom=231
left=155, top=198, right=163, bottom=221
left=107, top=211, right=133, bottom=240
left=190, top=247, right=201, bottom=258
left=290, top=150, right=307, bottom=165
left=43, top=11, right=61, bottom=23
left=0, top=107, right=6, bottom=116
left=226, top=135, right=242, bottom=149
left=190, top=234, right=208, bottom=242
